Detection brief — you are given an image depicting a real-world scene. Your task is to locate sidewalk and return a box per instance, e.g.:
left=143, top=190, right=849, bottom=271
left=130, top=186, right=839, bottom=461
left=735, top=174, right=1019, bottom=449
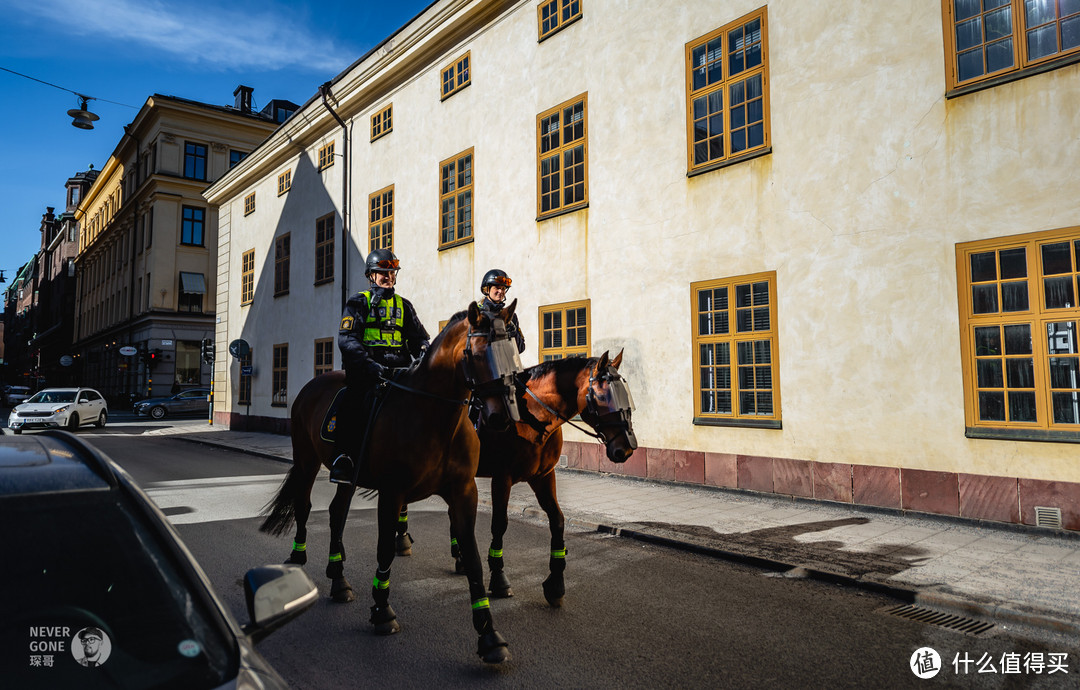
left=174, top=426, right=1080, bottom=637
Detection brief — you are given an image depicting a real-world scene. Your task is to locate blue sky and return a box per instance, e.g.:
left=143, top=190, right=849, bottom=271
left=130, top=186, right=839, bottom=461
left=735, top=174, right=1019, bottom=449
left=1, top=0, right=431, bottom=284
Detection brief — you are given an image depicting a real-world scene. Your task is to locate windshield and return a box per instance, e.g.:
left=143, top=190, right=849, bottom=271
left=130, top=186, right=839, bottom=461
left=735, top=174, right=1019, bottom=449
left=3, top=490, right=237, bottom=688
left=27, top=391, right=76, bottom=404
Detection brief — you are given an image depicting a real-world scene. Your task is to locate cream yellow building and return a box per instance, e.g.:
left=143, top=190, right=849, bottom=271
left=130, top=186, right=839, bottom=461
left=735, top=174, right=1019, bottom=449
left=76, top=89, right=295, bottom=403
left=204, top=0, right=1080, bottom=530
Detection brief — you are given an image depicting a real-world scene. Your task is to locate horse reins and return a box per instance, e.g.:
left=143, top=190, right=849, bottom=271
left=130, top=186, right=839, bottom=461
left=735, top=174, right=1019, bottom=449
left=522, top=382, right=607, bottom=442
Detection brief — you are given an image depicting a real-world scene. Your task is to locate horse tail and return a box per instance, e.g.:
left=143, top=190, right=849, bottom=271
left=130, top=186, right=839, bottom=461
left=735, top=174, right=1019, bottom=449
left=259, top=466, right=304, bottom=535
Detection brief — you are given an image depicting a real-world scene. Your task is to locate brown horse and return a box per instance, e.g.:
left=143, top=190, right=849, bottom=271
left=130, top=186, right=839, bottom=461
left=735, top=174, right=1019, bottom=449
left=259, top=301, right=521, bottom=663
left=406, top=350, right=637, bottom=607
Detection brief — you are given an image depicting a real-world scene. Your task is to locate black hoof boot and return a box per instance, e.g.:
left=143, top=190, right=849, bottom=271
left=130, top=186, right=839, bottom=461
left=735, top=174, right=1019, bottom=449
left=330, top=577, right=355, bottom=603
left=329, top=454, right=354, bottom=484
left=542, top=574, right=565, bottom=608
left=285, top=550, right=307, bottom=566
left=370, top=604, right=400, bottom=635
left=477, top=630, right=511, bottom=664
left=453, top=556, right=466, bottom=575
left=395, top=532, right=414, bottom=557
left=489, top=570, right=513, bottom=598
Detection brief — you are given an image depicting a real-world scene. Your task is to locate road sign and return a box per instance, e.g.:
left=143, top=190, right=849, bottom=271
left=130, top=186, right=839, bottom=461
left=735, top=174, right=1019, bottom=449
left=119, top=346, right=137, bottom=356
left=60, top=355, right=74, bottom=366
left=229, top=339, right=251, bottom=359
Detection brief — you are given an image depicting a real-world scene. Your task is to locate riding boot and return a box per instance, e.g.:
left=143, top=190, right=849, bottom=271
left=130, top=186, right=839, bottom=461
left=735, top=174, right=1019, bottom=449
left=329, top=376, right=365, bottom=484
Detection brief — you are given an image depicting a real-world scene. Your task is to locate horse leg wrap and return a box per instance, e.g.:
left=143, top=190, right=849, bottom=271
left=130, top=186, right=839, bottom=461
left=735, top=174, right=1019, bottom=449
left=450, top=538, right=465, bottom=574
left=542, top=548, right=567, bottom=608
left=286, top=541, right=307, bottom=566
left=325, top=552, right=345, bottom=580
left=476, top=626, right=510, bottom=664
left=487, top=550, right=513, bottom=598
left=370, top=569, right=399, bottom=633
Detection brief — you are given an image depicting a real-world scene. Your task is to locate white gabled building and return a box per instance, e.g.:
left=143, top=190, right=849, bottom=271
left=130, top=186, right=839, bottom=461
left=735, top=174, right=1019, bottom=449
left=205, top=0, right=1080, bottom=531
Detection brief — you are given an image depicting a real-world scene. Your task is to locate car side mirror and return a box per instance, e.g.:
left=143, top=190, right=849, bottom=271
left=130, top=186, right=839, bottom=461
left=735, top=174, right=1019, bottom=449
left=241, top=565, right=317, bottom=643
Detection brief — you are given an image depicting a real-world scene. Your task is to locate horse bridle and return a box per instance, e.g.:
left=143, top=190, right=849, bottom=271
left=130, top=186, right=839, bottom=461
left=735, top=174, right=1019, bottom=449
left=523, top=364, right=637, bottom=448
left=463, top=316, right=523, bottom=422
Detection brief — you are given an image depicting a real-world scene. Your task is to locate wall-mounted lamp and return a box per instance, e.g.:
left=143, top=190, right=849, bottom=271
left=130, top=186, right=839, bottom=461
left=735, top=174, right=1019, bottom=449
left=68, top=95, right=100, bottom=130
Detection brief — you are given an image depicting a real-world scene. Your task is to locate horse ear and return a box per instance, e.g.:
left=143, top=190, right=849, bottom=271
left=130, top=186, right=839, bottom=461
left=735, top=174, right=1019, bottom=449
left=596, top=350, right=610, bottom=372
left=611, top=348, right=624, bottom=370
left=503, top=298, right=518, bottom=323
left=468, top=300, right=481, bottom=325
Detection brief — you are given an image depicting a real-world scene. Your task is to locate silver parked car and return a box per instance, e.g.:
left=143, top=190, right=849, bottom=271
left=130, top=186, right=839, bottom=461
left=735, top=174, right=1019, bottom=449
left=3, top=385, right=32, bottom=407
left=8, top=387, right=108, bottom=434
left=134, top=388, right=211, bottom=419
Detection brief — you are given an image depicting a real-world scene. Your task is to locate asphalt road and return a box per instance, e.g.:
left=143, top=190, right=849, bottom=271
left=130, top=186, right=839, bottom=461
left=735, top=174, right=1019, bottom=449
left=66, top=431, right=1078, bottom=689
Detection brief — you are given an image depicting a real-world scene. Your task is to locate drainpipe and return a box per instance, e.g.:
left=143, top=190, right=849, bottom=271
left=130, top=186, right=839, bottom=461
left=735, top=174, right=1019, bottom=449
left=123, top=124, right=141, bottom=402
left=319, top=81, right=350, bottom=311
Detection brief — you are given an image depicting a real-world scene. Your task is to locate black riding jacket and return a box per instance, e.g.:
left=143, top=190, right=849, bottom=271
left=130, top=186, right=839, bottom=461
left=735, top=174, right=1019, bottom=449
left=478, top=296, right=525, bottom=354
left=339, top=288, right=429, bottom=382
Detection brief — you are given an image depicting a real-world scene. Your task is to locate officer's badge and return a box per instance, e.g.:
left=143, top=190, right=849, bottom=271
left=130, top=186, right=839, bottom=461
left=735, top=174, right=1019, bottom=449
left=340, top=316, right=355, bottom=331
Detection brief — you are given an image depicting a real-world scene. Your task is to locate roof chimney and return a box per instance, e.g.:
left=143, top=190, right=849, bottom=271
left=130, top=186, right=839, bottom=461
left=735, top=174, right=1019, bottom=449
left=234, top=85, right=253, bottom=113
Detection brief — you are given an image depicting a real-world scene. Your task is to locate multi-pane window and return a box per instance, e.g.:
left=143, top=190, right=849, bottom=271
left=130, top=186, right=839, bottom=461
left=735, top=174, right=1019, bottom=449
left=178, top=272, right=205, bottom=313
left=181, top=206, right=205, bottom=246
left=315, top=214, right=335, bottom=283
left=230, top=150, right=247, bottom=169
left=439, top=149, right=474, bottom=248
left=278, top=170, right=292, bottom=196
left=441, top=52, right=471, bottom=100
left=241, top=249, right=255, bottom=305
left=237, top=349, right=252, bottom=405
left=539, top=300, right=590, bottom=361
left=943, top=0, right=1080, bottom=90
left=315, top=338, right=334, bottom=376
left=686, top=8, right=770, bottom=173
left=692, top=272, right=780, bottom=425
left=318, top=141, right=335, bottom=171
left=183, top=142, right=207, bottom=180
left=957, top=228, right=1080, bottom=435
left=537, top=93, right=588, bottom=219
left=538, top=0, right=582, bottom=41
left=272, top=344, right=288, bottom=406
left=371, top=104, right=393, bottom=141
left=369, top=186, right=394, bottom=253
left=244, top=192, right=255, bottom=216
left=274, top=233, right=290, bottom=296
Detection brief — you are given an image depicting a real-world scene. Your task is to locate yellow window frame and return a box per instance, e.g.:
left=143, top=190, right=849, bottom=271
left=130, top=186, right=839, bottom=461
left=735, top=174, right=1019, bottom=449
left=536, top=93, right=588, bottom=220
left=240, top=249, right=255, bottom=305
left=369, top=185, right=394, bottom=254
left=538, top=299, right=590, bottom=361
left=315, top=214, right=335, bottom=284
left=243, top=192, right=255, bottom=216
left=272, top=343, right=288, bottom=407
left=318, top=141, right=335, bottom=171
left=441, top=51, right=471, bottom=101
left=691, top=271, right=781, bottom=426
left=439, top=148, right=474, bottom=249
left=538, top=0, right=582, bottom=41
left=371, top=104, right=393, bottom=142
left=941, top=0, right=1080, bottom=92
left=956, top=227, right=1080, bottom=437
left=274, top=233, right=290, bottom=297
left=685, top=7, right=770, bottom=174
left=277, top=170, right=291, bottom=196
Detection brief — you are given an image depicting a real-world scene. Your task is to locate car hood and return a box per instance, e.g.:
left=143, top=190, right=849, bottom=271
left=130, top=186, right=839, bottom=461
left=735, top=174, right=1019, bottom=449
left=14, top=403, right=72, bottom=413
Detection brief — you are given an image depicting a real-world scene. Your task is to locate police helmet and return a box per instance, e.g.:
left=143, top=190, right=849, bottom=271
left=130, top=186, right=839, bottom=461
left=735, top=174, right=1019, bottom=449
left=365, top=248, right=400, bottom=277
left=481, top=269, right=512, bottom=293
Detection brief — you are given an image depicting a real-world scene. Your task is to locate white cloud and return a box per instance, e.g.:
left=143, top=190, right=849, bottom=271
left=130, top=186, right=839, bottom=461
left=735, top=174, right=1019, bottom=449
left=8, top=0, right=356, bottom=73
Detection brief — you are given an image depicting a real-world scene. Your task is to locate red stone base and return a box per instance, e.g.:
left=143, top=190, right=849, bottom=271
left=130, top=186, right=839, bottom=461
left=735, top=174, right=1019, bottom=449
left=218, top=410, right=290, bottom=434
left=561, top=441, right=1080, bottom=532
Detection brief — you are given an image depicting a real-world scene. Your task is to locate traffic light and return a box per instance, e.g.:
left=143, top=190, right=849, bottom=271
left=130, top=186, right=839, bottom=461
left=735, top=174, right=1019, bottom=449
left=148, top=349, right=161, bottom=369
left=201, top=338, right=215, bottom=364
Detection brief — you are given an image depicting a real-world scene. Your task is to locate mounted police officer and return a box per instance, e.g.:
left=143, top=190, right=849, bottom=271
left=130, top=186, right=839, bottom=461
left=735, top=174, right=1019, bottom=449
left=330, top=248, right=429, bottom=484
left=478, top=269, right=525, bottom=354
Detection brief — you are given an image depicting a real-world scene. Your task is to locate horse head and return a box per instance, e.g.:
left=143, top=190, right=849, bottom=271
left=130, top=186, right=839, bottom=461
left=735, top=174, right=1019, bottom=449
left=464, top=299, right=524, bottom=431
left=580, top=349, right=638, bottom=463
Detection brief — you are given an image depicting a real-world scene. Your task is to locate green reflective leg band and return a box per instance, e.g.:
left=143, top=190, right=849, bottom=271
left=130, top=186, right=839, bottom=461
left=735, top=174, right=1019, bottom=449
left=398, top=514, right=408, bottom=523
left=293, top=541, right=306, bottom=552
left=488, top=548, right=503, bottom=558
left=471, top=598, right=490, bottom=610
left=551, top=548, right=567, bottom=559
left=450, top=538, right=459, bottom=546
left=329, top=553, right=343, bottom=563
left=373, top=575, right=390, bottom=589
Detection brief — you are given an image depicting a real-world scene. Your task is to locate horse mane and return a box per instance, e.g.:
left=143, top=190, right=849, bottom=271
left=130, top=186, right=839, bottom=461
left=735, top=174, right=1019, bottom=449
left=523, top=355, right=596, bottom=382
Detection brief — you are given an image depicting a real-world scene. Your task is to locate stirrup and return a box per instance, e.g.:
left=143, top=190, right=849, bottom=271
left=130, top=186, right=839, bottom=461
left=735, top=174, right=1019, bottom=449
left=329, top=454, right=355, bottom=484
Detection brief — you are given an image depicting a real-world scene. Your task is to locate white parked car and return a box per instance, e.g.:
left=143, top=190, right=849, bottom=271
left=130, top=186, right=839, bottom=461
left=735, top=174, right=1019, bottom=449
left=7, top=387, right=108, bottom=434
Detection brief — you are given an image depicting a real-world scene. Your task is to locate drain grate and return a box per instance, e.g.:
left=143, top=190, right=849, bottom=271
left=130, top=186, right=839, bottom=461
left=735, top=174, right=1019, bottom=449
left=882, top=604, right=995, bottom=635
